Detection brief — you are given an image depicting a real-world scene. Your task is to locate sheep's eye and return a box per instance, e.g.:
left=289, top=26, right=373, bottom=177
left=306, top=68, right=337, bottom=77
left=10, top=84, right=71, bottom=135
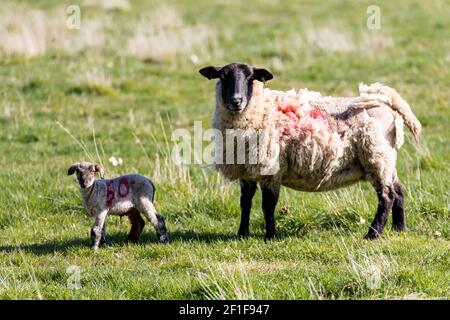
left=219, top=74, right=225, bottom=80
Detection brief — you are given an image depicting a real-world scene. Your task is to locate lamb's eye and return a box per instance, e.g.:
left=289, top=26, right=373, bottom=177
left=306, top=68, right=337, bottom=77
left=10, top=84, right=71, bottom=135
left=219, top=74, right=225, bottom=80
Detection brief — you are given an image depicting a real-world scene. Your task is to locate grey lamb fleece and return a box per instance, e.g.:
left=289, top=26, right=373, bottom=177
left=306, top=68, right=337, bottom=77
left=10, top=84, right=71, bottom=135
left=68, top=162, right=169, bottom=249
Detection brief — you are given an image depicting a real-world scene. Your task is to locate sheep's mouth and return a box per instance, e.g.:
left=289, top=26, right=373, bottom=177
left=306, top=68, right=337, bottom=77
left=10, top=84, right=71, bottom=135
left=79, top=181, right=91, bottom=188
left=226, top=106, right=244, bottom=113
left=225, top=102, right=247, bottom=113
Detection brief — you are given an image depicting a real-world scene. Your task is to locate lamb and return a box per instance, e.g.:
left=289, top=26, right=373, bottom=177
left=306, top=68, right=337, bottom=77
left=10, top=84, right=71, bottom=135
left=199, top=62, right=421, bottom=240
left=68, top=162, right=169, bottom=249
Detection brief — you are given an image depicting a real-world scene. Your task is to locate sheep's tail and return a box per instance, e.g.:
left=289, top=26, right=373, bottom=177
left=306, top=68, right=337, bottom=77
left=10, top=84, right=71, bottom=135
left=358, top=82, right=422, bottom=143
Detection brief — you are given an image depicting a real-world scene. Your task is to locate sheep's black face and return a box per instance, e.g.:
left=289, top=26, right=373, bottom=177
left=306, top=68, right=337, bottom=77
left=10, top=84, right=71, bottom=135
left=68, top=163, right=103, bottom=189
left=199, top=63, right=273, bottom=113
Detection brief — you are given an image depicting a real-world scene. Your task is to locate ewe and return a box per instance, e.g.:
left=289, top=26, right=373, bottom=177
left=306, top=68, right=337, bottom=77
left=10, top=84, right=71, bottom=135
left=199, top=62, right=421, bottom=240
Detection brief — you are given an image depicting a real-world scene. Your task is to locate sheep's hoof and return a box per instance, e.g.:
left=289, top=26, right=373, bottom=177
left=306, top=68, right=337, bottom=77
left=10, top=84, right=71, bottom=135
left=264, top=233, right=277, bottom=242
left=99, top=241, right=110, bottom=248
left=393, top=224, right=406, bottom=232
left=91, top=245, right=99, bottom=251
left=159, top=234, right=170, bottom=244
left=125, top=235, right=140, bottom=244
left=237, top=231, right=249, bottom=239
left=364, top=230, right=381, bottom=240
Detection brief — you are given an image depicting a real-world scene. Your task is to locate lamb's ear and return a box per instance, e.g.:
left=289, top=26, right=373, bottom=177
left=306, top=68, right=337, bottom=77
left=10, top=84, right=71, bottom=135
left=253, top=68, right=273, bottom=82
left=67, top=164, right=79, bottom=175
left=91, top=164, right=104, bottom=176
left=199, top=66, right=221, bottom=80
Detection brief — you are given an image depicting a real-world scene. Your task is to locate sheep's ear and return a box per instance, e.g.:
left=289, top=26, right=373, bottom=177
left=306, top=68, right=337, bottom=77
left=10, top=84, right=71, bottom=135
left=91, top=164, right=104, bottom=175
left=199, top=66, right=221, bottom=80
left=253, top=68, right=273, bottom=82
left=67, top=164, right=79, bottom=175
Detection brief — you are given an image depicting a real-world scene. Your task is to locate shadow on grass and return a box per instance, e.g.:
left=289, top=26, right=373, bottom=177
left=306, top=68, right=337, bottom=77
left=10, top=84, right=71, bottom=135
left=0, top=230, right=239, bottom=255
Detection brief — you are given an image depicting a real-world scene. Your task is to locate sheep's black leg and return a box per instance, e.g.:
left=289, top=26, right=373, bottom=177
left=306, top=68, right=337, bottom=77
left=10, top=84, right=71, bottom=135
left=392, top=182, right=405, bottom=232
left=366, top=187, right=394, bottom=239
left=238, top=180, right=257, bottom=238
left=260, top=182, right=280, bottom=241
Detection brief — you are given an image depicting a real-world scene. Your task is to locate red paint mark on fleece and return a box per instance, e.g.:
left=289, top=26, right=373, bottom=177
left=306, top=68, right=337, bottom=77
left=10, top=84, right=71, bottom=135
left=276, top=95, right=330, bottom=138
left=106, top=181, right=115, bottom=207
left=276, top=96, right=301, bottom=137
left=105, top=178, right=130, bottom=208
left=118, top=177, right=130, bottom=197
left=309, top=108, right=326, bottom=119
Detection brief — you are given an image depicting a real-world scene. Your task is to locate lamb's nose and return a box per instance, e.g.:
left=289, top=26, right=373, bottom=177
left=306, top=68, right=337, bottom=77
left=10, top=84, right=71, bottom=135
left=231, top=95, right=243, bottom=106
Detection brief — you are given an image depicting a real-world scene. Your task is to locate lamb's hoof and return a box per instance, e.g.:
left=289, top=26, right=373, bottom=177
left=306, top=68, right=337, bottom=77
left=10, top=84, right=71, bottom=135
left=91, top=245, right=99, bottom=251
left=99, top=241, right=110, bottom=248
left=159, top=234, right=170, bottom=244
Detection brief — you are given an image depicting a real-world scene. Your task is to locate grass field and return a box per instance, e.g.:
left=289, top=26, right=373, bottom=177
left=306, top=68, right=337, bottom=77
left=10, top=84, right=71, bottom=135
left=0, top=0, right=448, bottom=299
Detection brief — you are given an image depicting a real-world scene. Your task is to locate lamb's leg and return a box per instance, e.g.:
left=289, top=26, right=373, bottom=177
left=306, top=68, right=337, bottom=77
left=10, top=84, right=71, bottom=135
left=260, top=180, right=280, bottom=241
left=392, top=182, right=405, bottom=232
left=91, top=210, right=107, bottom=250
left=139, top=200, right=169, bottom=244
left=99, top=222, right=109, bottom=247
left=238, top=180, right=257, bottom=238
left=126, top=209, right=145, bottom=243
left=365, top=186, right=395, bottom=239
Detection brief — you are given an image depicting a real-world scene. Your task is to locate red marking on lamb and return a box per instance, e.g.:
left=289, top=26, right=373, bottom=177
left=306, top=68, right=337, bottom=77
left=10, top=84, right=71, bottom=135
left=106, top=181, right=115, bottom=207
left=106, top=178, right=130, bottom=208
left=118, top=177, right=130, bottom=197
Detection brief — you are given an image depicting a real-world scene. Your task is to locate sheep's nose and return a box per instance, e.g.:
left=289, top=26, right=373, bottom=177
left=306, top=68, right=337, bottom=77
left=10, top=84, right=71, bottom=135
left=231, top=95, right=243, bottom=106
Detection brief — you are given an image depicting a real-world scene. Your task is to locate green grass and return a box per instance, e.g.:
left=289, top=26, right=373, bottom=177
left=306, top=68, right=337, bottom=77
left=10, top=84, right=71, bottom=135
left=0, top=0, right=448, bottom=299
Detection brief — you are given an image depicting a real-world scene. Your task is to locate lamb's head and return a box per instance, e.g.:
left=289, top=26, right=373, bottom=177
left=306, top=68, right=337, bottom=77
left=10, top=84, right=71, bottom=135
left=199, top=62, right=273, bottom=113
left=68, top=162, right=104, bottom=189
